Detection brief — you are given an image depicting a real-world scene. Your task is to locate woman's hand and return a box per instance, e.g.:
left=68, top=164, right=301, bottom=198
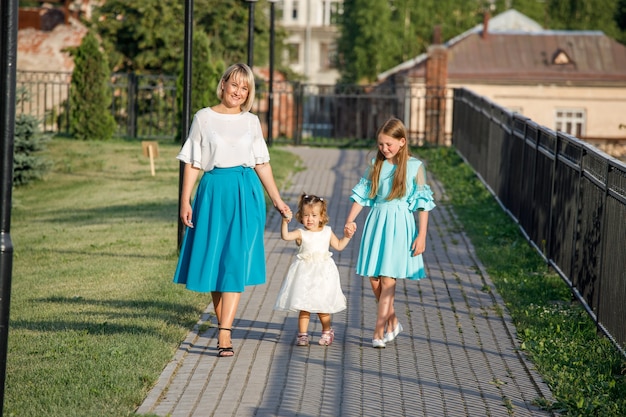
left=180, top=202, right=194, bottom=228
left=276, top=201, right=292, bottom=221
left=344, top=222, right=357, bottom=236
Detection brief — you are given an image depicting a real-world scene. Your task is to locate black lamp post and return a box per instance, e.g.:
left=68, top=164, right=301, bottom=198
left=178, top=0, right=194, bottom=249
left=0, top=0, right=18, bottom=413
left=267, top=0, right=278, bottom=146
left=245, top=0, right=259, bottom=68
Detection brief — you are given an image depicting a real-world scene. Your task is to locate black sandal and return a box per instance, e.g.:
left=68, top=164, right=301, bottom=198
left=217, top=328, right=234, bottom=358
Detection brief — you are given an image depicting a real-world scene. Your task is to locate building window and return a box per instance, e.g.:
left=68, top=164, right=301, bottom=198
left=322, top=1, right=330, bottom=25
left=329, top=1, right=343, bottom=25
left=555, top=108, right=586, bottom=137
left=319, top=43, right=336, bottom=70
left=288, top=43, right=300, bottom=65
left=292, top=1, right=298, bottom=20
left=322, top=0, right=343, bottom=26
left=552, top=48, right=572, bottom=65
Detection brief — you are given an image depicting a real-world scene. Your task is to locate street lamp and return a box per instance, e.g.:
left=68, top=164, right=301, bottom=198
left=0, top=1, right=18, bottom=412
left=267, top=0, right=278, bottom=146
left=178, top=0, right=194, bottom=248
left=245, top=0, right=259, bottom=68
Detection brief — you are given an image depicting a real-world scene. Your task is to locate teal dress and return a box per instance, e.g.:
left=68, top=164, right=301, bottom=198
left=351, top=157, right=436, bottom=280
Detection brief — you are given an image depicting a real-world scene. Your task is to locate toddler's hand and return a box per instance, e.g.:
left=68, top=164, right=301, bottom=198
left=344, top=222, right=357, bottom=236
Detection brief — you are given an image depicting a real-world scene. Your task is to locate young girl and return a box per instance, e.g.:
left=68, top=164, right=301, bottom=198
left=344, top=117, right=436, bottom=348
left=275, top=193, right=353, bottom=346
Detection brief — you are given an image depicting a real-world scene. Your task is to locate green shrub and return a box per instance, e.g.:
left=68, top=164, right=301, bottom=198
left=13, top=113, right=51, bottom=186
left=69, top=31, right=116, bottom=140
left=12, top=88, right=51, bottom=186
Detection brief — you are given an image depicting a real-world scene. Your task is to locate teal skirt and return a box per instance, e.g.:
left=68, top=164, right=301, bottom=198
left=173, top=166, right=266, bottom=292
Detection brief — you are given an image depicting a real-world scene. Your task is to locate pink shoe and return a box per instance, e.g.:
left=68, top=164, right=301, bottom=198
left=318, top=329, right=335, bottom=346
left=296, top=333, right=309, bottom=346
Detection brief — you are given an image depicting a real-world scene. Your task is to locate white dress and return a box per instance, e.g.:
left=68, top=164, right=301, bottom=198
left=274, top=226, right=347, bottom=314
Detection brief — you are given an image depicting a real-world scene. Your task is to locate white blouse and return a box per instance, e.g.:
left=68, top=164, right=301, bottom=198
left=176, top=107, right=270, bottom=171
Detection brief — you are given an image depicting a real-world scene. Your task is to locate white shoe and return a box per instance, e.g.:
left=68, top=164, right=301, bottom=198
left=383, top=322, right=403, bottom=343
left=372, top=338, right=386, bottom=348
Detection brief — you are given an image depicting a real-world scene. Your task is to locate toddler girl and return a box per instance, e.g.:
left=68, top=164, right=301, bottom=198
left=275, top=193, right=353, bottom=346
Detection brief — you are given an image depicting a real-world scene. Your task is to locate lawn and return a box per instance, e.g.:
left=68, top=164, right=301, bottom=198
left=5, top=137, right=300, bottom=417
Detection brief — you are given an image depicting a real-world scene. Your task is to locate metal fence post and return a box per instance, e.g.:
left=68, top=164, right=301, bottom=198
left=127, top=72, right=137, bottom=138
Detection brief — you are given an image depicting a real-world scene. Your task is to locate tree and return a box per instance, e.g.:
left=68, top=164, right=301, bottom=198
left=495, top=0, right=626, bottom=41
left=338, top=0, right=483, bottom=84
left=93, top=0, right=290, bottom=76
left=176, top=30, right=225, bottom=140
left=195, top=0, right=261, bottom=66
left=545, top=0, right=621, bottom=39
left=337, top=0, right=398, bottom=84
left=94, top=0, right=185, bottom=74
left=13, top=88, right=52, bottom=186
left=617, top=0, right=626, bottom=42
left=69, top=32, right=117, bottom=140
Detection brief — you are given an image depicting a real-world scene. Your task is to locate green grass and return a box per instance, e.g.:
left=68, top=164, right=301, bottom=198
left=6, top=137, right=300, bottom=417
left=419, top=146, right=626, bottom=416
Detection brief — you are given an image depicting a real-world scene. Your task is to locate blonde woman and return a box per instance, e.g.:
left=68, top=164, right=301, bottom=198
left=174, top=63, right=291, bottom=357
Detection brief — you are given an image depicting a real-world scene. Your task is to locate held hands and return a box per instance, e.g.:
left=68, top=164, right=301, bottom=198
left=277, top=202, right=292, bottom=222
left=344, top=222, right=357, bottom=238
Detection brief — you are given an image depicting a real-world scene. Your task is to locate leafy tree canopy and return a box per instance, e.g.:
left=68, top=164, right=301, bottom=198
left=93, top=0, right=289, bottom=76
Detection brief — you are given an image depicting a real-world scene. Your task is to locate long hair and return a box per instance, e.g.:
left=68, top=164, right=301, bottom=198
left=295, top=193, right=329, bottom=228
left=369, top=117, right=411, bottom=201
left=216, top=63, right=256, bottom=112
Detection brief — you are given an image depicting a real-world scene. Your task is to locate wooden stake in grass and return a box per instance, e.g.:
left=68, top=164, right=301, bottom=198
left=142, top=141, right=159, bottom=176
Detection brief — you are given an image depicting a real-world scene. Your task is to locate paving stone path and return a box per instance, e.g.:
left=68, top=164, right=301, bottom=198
left=137, top=147, right=554, bottom=417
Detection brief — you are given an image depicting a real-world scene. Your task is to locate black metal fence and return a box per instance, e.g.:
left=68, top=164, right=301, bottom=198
left=109, top=73, right=178, bottom=139
left=16, top=71, right=453, bottom=145
left=260, top=83, right=452, bottom=147
left=452, top=88, right=626, bottom=355
left=16, top=71, right=179, bottom=139
left=16, top=71, right=71, bottom=132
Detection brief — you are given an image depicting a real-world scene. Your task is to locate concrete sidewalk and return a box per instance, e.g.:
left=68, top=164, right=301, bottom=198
left=137, top=147, right=554, bottom=417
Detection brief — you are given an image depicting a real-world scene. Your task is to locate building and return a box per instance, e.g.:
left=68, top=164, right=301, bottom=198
left=376, top=9, right=626, bottom=158
left=277, top=0, right=343, bottom=84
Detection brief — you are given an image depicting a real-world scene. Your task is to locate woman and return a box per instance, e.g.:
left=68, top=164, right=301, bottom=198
left=173, top=63, right=291, bottom=357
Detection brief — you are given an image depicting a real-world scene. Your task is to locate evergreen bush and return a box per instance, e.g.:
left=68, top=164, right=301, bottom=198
left=12, top=88, right=51, bottom=187
left=69, top=31, right=116, bottom=140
